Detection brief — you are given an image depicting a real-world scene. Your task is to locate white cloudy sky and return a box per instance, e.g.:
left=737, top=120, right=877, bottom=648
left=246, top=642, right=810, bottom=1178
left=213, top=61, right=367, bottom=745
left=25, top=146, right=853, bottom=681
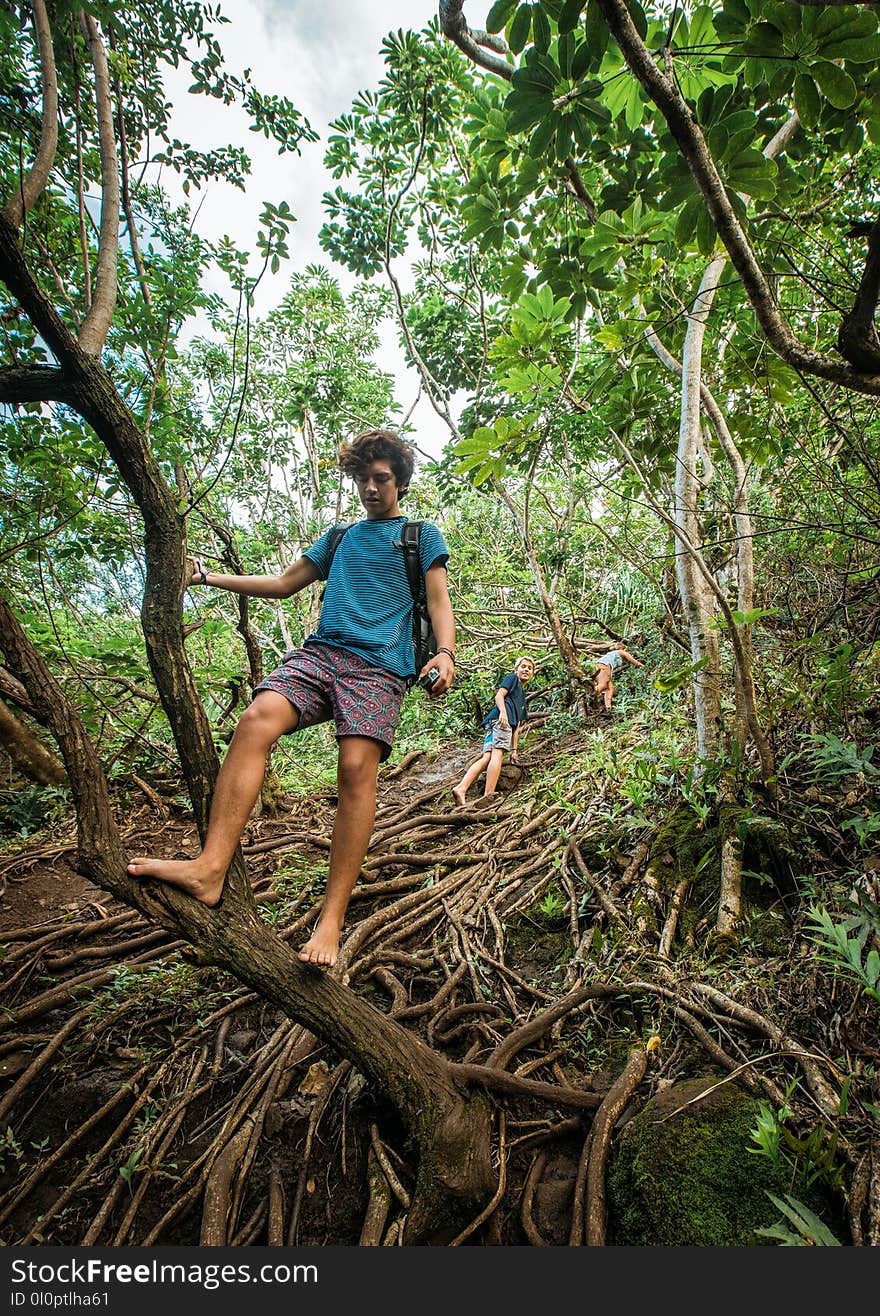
left=165, top=0, right=462, bottom=456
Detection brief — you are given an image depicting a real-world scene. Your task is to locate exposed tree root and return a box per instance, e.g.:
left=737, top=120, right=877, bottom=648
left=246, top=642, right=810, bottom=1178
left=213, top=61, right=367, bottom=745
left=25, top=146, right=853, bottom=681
left=0, top=733, right=874, bottom=1245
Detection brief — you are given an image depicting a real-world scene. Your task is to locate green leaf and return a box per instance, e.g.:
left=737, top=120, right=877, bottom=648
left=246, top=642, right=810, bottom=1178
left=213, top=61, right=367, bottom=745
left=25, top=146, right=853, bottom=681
left=595, top=325, right=623, bottom=351
left=727, top=159, right=777, bottom=200
left=558, top=30, right=575, bottom=78
left=486, top=0, right=518, bottom=33
left=454, top=427, right=497, bottom=456
left=506, top=90, right=554, bottom=134
left=654, top=656, right=711, bottom=692
left=628, top=1, right=648, bottom=40
left=688, top=5, right=718, bottom=49
left=571, top=109, right=594, bottom=149
left=624, top=80, right=645, bottom=131
left=794, top=73, right=821, bottom=129
left=715, top=607, right=779, bottom=629
left=740, top=607, right=778, bottom=626
left=555, top=116, right=573, bottom=160
left=866, top=949, right=880, bottom=989
left=571, top=38, right=592, bottom=81
left=532, top=4, right=551, bottom=51
left=509, top=3, right=534, bottom=54
left=761, top=1194, right=841, bottom=1247
left=529, top=114, right=558, bottom=156
left=675, top=196, right=703, bottom=249
left=820, top=35, right=880, bottom=64
left=810, top=60, right=857, bottom=110
left=511, top=61, right=556, bottom=93
left=743, top=21, right=784, bottom=58
left=840, top=120, right=864, bottom=155
left=814, top=8, right=874, bottom=43
left=559, top=0, right=586, bottom=33
left=583, top=0, right=610, bottom=62
left=696, top=202, right=718, bottom=253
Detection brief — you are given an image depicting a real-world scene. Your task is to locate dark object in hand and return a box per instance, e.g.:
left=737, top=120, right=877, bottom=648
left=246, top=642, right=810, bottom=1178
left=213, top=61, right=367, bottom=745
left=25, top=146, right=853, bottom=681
left=418, top=666, right=441, bottom=691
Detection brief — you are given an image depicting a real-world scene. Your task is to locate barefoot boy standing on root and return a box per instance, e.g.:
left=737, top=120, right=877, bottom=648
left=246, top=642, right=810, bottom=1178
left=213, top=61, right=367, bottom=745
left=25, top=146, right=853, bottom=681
left=128, top=430, right=455, bottom=968
left=452, top=656, right=535, bottom=805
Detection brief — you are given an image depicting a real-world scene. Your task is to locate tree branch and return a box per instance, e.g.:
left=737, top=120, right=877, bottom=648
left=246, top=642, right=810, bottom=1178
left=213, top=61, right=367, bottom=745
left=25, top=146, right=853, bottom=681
left=563, top=156, right=597, bottom=224
left=76, top=12, right=119, bottom=355
left=438, top=1, right=514, bottom=80
left=593, top=0, right=880, bottom=396
left=0, top=362, right=77, bottom=407
left=3, top=0, right=58, bottom=227
left=114, top=60, right=152, bottom=310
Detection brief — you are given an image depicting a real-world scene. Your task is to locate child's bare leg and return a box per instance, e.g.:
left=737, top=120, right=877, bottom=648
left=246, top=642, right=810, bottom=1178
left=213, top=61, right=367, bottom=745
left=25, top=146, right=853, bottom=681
left=483, top=747, right=506, bottom=795
left=603, top=680, right=614, bottom=710
left=452, top=751, right=490, bottom=805
left=298, top=735, right=382, bottom=968
left=127, top=692, right=298, bottom=905
left=594, top=668, right=611, bottom=707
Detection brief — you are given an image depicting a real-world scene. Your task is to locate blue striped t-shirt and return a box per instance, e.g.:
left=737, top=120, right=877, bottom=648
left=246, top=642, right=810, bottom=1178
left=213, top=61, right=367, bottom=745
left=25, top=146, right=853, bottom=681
left=303, top=517, right=449, bottom=679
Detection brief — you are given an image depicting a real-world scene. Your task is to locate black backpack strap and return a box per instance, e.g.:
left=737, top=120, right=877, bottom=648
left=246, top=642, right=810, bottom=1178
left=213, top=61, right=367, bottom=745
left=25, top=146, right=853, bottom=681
left=325, top=523, right=351, bottom=574
left=400, top=520, right=423, bottom=603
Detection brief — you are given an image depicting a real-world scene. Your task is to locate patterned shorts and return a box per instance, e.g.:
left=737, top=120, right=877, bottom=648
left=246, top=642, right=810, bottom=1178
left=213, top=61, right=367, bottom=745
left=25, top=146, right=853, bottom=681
left=254, top=643, right=406, bottom=762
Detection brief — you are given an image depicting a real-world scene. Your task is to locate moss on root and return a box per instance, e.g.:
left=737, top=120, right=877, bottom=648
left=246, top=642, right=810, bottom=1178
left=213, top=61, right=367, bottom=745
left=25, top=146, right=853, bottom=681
left=647, top=805, right=720, bottom=894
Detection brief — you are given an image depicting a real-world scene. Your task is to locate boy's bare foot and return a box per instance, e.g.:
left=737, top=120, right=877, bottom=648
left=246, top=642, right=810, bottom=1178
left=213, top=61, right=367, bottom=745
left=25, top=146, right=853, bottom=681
left=298, top=920, right=342, bottom=969
left=126, top=856, right=225, bottom=907
left=451, top=785, right=466, bottom=806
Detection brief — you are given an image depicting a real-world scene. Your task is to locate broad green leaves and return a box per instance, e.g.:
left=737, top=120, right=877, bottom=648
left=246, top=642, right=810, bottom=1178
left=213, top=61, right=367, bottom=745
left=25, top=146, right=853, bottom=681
left=718, top=0, right=880, bottom=116
left=486, top=1, right=519, bottom=33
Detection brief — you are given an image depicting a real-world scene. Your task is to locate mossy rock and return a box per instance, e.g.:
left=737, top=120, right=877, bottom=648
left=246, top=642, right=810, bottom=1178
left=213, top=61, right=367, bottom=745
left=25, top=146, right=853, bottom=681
left=607, top=1076, right=790, bottom=1245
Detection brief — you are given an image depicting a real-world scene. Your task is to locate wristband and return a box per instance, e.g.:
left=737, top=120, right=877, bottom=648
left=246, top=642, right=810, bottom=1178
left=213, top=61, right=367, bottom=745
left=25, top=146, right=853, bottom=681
left=196, top=560, right=207, bottom=586
left=437, top=647, right=456, bottom=665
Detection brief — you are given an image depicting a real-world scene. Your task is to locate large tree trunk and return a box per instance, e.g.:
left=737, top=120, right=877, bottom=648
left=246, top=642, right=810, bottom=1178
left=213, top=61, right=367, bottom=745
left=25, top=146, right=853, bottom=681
left=0, top=589, right=495, bottom=1240
left=0, top=214, right=221, bottom=841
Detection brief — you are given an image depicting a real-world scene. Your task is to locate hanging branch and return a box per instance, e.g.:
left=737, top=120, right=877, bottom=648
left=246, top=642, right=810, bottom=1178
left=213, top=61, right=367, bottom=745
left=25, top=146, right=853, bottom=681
left=838, top=218, right=880, bottom=373
left=382, top=83, right=462, bottom=441
left=438, top=1, right=513, bottom=79
left=2, top=0, right=57, bottom=228
left=567, top=391, right=776, bottom=789
left=71, top=33, right=91, bottom=312
left=76, top=11, right=120, bottom=355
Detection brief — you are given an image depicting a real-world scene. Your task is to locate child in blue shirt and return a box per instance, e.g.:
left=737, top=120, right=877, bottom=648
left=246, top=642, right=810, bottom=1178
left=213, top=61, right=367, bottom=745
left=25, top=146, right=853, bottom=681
left=452, top=656, right=535, bottom=804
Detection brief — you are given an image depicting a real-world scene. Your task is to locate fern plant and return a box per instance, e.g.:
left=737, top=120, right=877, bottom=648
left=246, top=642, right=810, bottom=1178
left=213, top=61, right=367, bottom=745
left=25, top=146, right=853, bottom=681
left=806, top=733, right=877, bottom=781
left=806, top=904, right=880, bottom=1004
left=755, top=1194, right=841, bottom=1246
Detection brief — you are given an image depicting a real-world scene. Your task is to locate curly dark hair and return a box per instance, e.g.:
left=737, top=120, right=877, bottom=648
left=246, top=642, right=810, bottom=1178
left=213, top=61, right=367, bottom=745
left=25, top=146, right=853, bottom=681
left=338, top=429, right=415, bottom=499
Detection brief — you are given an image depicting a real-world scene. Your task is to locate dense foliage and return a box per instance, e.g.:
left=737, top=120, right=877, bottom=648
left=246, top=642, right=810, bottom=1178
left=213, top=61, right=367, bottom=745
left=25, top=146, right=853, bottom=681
left=0, top=0, right=878, bottom=1248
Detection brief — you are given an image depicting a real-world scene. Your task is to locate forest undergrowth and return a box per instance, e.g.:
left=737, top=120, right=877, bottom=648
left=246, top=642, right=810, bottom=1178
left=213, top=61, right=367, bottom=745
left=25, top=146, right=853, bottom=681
left=1, top=699, right=878, bottom=1247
